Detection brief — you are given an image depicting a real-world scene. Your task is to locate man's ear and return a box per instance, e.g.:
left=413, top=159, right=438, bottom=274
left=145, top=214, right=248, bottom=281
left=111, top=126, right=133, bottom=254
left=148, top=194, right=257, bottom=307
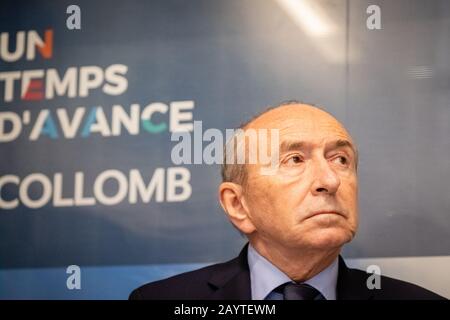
left=218, top=182, right=256, bottom=234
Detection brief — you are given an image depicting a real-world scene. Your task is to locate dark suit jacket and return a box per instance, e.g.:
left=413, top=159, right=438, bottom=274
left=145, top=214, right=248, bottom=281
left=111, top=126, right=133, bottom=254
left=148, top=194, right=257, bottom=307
left=129, top=245, right=445, bottom=300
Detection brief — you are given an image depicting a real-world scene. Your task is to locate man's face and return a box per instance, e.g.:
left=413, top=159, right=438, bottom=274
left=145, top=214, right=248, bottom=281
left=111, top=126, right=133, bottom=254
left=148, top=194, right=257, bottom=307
left=243, top=105, right=358, bottom=251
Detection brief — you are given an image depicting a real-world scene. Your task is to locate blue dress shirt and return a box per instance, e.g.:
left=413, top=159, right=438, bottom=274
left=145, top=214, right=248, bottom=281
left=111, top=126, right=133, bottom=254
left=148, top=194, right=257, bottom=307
left=247, top=244, right=339, bottom=300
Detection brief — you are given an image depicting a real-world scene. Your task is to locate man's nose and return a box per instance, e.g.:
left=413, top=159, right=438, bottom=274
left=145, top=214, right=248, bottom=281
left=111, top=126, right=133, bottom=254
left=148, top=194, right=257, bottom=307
left=310, top=158, right=341, bottom=196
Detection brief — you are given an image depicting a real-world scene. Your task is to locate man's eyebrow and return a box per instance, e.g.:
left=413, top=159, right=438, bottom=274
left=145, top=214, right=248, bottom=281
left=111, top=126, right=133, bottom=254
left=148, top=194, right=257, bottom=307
left=279, top=140, right=305, bottom=153
left=328, top=139, right=357, bottom=156
left=279, top=139, right=357, bottom=155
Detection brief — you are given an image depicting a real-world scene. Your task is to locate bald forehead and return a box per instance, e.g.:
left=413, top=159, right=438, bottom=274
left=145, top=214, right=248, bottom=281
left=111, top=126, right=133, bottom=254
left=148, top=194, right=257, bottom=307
left=221, top=103, right=358, bottom=185
left=246, top=104, right=344, bottom=131
left=244, top=103, right=355, bottom=150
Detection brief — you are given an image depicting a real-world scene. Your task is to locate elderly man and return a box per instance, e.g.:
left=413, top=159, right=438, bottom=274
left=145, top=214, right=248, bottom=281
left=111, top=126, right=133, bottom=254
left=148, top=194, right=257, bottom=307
left=130, top=102, right=444, bottom=300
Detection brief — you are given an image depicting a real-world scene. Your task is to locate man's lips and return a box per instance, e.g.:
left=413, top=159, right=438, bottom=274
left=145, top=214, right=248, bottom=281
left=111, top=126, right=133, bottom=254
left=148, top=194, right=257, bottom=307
left=306, top=210, right=345, bottom=219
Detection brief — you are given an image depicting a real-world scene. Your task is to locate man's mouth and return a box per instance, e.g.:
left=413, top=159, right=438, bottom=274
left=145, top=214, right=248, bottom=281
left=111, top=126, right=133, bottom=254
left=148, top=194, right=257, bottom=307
left=307, top=210, right=344, bottom=219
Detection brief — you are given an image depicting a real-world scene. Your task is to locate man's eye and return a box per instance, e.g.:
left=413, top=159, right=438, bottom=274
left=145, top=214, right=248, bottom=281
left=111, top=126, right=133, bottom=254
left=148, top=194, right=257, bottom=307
left=285, top=155, right=303, bottom=165
left=333, top=156, right=348, bottom=166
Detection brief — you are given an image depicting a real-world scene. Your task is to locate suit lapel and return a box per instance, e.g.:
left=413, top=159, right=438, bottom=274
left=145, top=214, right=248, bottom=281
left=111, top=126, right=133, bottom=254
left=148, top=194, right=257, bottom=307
left=208, top=244, right=252, bottom=300
left=337, top=255, right=374, bottom=300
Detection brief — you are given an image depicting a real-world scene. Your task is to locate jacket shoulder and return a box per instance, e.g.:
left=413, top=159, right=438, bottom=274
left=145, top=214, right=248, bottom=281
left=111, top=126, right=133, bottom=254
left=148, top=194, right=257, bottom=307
left=129, top=262, right=224, bottom=300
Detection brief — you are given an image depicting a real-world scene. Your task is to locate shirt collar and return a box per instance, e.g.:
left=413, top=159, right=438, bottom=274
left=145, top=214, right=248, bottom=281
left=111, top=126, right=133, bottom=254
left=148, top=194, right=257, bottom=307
left=247, top=244, right=339, bottom=300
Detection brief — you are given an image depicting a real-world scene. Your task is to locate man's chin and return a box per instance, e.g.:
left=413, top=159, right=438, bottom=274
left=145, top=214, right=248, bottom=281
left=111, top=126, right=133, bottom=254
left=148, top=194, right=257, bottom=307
left=303, top=228, right=353, bottom=249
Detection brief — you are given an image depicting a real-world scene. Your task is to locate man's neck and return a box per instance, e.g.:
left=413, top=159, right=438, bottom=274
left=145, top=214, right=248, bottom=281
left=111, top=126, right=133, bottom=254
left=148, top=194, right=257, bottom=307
left=249, top=238, right=341, bottom=283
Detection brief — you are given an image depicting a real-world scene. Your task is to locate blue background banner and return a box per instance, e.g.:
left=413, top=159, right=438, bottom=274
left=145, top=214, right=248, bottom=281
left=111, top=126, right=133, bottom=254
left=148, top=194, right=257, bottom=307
left=1, top=0, right=449, bottom=299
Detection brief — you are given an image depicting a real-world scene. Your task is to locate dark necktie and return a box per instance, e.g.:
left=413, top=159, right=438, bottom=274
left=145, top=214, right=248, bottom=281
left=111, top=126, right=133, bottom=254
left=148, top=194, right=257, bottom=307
left=280, top=282, right=326, bottom=300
